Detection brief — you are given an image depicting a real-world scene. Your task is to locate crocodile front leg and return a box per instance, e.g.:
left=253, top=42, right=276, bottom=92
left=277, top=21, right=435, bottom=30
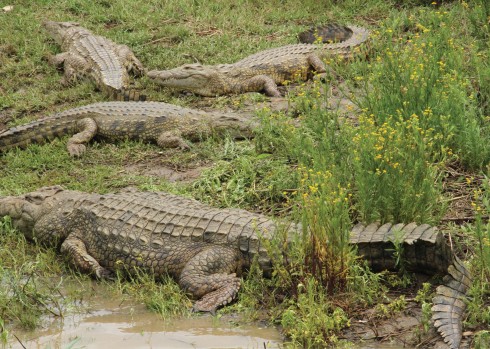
left=178, top=246, right=243, bottom=313
left=61, top=234, right=112, bottom=279
left=56, top=53, right=90, bottom=86
left=50, top=208, right=113, bottom=279
left=67, top=117, right=98, bottom=157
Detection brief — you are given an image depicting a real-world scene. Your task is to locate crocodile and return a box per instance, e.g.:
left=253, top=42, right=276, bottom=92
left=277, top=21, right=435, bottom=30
left=297, top=23, right=355, bottom=44
left=0, top=101, right=254, bottom=157
left=147, top=25, right=369, bottom=97
left=43, top=21, right=145, bottom=101
left=0, top=187, right=470, bottom=348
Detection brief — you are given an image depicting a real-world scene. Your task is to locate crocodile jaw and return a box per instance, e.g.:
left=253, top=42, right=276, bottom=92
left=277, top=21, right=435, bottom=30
left=0, top=196, right=38, bottom=237
left=147, top=64, right=221, bottom=96
left=0, top=186, right=64, bottom=236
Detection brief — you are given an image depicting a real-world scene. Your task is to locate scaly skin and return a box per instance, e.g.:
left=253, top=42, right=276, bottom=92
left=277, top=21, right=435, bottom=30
left=0, top=102, right=255, bottom=157
left=43, top=21, right=145, bottom=100
left=0, top=187, right=470, bottom=347
left=147, top=25, right=369, bottom=97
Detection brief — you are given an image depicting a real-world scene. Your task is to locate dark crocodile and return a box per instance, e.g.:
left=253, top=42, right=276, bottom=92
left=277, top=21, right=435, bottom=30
left=0, top=187, right=470, bottom=347
left=147, top=26, right=369, bottom=97
left=43, top=21, right=145, bottom=100
left=298, top=23, right=355, bottom=44
left=0, top=101, right=254, bottom=157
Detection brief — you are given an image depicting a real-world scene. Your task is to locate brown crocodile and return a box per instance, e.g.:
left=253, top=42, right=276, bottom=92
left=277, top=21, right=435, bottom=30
left=147, top=25, right=369, bottom=97
left=43, top=21, right=145, bottom=101
left=0, top=187, right=470, bottom=348
left=0, top=101, right=254, bottom=157
left=297, top=23, right=355, bottom=44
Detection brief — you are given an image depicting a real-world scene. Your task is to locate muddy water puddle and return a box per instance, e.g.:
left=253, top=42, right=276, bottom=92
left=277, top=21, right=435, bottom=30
left=5, top=282, right=416, bottom=349
left=6, top=282, right=281, bottom=349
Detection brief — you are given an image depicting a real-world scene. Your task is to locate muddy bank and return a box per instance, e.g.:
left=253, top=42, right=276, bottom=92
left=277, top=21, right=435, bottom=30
left=7, top=283, right=282, bottom=349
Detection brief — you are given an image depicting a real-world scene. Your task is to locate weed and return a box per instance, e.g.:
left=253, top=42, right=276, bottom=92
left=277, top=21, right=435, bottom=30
left=461, top=178, right=490, bottom=329
left=112, top=267, right=191, bottom=319
left=373, top=295, right=407, bottom=319
left=415, top=283, right=433, bottom=333
left=0, top=217, right=67, bottom=329
left=0, top=319, right=7, bottom=344
left=346, top=261, right=387, bottom=306
left=297, top=167, right=355, bottom=294
left=280, top=277, right=349, bottom=348
left=354, top=5, right=490, bottom=170
left=474, top=330, right=490, bottom=349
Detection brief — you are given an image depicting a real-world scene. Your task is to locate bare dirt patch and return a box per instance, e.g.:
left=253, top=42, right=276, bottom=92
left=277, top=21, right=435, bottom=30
left=123, top=156, right=210, bottom=183
left=341, top=293, right=473, bottom=349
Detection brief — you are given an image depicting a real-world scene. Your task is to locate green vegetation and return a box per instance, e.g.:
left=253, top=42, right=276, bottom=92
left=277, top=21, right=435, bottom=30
left=1, top=0, right=490, bottom=347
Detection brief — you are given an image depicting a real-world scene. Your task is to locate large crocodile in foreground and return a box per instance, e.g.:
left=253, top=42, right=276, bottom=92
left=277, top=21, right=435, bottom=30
left=147, top=25, right=369, bottom=97
left=0, top=101, right=254, bottom=156
left=43, top=21, right=145, bottom=100
left=0, top=187, right=470, bottom=348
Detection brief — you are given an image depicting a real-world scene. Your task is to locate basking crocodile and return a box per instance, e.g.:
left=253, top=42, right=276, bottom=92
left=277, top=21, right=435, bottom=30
left=0, top=101, right=254, bottom=156
left=297, top=23, right=355, bottom=44
left=147, top=25, right=368, bottom=97
left=43, top=21, right=145, bottom=100
left=0, top=187, right=470, bottom=348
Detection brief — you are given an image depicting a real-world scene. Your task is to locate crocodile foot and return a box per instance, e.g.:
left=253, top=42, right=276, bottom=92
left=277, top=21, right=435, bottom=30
left=191, top=276, right=241, bottom=314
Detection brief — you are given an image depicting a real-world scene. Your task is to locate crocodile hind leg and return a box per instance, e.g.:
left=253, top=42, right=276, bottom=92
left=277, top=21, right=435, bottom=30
left=242, top=75, right=282, bottom=97
left=157, top=131, right=191, bottom=150
left=307, top=53, right=338, bottom=81
left=178, top=246, right=243, bottom=313
left=67, top=117, right=98, bottom=157
left=47, top=51, right=70, bottom=68
left=115, top=44, right=145, bottom=77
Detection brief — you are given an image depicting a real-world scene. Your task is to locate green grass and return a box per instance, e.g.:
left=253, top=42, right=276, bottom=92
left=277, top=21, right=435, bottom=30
left=1, top=0, right=490, bottom=347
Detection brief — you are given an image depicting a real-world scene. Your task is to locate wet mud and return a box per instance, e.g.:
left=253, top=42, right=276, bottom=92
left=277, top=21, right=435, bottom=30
left=4, top=282, right=425, bottom=349
left=6, top=283, right=282, bottom=349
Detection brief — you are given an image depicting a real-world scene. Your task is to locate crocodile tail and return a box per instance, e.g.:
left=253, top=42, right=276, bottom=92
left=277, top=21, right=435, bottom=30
left=0, top=113, right=77, bottom=152
left=298, top=23, right=354, bottom=44
left=432, top=256, right=472, bottom=349
left=350, top=222, right=471, bottom=348
left=112, top=89, right=147, bottom=102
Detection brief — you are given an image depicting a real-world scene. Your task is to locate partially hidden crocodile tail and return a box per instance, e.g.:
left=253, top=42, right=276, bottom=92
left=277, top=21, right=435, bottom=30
left=350, top=222, right=471, bottom=348
left=298, top=23, right=355, bottom=44
left=112, top=89, right=147, bottom=102
left=432, top=256, right=471, bottom=349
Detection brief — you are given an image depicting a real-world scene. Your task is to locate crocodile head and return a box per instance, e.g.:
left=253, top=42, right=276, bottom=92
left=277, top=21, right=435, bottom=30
left=0, top=186, right=65, bottom=238
left=210, top=114, right=258, bottom=139
left=43, top=21, right=83, bottom=44
left=147, top=64, right=228, bottom=97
